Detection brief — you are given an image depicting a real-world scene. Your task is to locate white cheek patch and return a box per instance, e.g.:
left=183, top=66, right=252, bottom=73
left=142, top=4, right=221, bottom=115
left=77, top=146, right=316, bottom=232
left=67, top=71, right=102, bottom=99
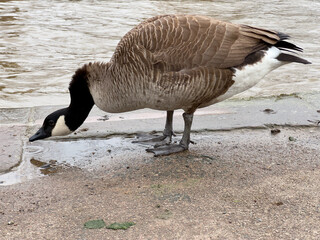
left=51, top=115, right=72, bottom=136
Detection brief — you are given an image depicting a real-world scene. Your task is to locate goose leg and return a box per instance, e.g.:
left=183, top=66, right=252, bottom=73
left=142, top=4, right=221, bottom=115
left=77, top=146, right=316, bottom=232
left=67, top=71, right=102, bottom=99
left=163, top=110, right=175, bottom=141
left=146, top=112, right=193, bottom=156
left=133, top=111, right=175, bottom=145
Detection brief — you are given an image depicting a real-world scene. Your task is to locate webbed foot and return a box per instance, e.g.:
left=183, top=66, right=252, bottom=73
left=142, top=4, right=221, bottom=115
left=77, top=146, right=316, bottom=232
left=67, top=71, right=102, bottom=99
left=135, top=111, right=194, bottom=157
left=146, top=144, right=187, bottom=157
left=132, top=111, right=175, bottom=147
left=132, top=133, right=174, bottom=147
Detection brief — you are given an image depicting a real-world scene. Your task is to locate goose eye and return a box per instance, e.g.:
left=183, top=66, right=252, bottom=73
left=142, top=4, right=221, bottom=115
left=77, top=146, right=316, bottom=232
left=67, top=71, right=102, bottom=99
left=48, top=120, right=55, bottom=126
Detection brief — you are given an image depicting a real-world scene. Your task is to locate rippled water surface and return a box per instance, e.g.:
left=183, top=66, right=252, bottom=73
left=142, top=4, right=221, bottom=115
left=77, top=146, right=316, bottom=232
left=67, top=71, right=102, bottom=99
left=1, top=0, right=319, bottom=108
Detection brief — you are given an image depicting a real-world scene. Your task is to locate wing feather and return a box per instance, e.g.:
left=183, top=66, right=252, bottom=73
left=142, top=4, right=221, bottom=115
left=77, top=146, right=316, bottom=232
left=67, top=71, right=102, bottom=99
left=111, top=15, right=282, bottom=70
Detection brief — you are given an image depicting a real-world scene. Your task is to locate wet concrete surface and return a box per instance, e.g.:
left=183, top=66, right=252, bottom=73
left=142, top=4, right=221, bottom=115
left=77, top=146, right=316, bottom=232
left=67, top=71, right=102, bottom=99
left=0, top=125, right=25, bottom=173
left=0, top=94, right=320, bottom=239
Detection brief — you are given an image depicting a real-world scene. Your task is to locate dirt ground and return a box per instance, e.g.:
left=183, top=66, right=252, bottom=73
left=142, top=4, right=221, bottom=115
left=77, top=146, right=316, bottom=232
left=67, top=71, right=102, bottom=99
left=1, top=127, right=320, bottom=240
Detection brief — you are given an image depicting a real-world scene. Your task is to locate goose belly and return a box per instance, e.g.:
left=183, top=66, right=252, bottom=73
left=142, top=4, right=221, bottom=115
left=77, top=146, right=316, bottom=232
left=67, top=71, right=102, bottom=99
left=215, top=47, right=286, bottom=102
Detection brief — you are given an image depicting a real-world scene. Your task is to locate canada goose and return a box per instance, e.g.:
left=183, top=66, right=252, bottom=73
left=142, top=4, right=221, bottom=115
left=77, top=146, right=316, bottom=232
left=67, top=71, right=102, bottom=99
left=29, top=15, right=311, bottom=156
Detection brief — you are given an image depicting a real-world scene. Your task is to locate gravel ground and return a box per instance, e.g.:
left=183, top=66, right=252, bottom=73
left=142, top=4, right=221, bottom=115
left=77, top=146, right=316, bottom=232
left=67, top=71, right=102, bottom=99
left=1, top=127, right=320, bottom=240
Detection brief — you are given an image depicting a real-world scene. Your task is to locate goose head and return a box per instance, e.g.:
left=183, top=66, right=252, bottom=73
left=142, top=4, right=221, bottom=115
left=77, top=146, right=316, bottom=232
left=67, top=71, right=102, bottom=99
left=29, top=65, right=94, bottom=142
left=29, top=108, right=71, bottom=141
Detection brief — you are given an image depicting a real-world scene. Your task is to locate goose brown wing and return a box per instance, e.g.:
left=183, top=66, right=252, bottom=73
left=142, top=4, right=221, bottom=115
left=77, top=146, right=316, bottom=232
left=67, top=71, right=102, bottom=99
left=111, top=15, right=281, bottom=70
left=157, top=66, right=235, bottom=112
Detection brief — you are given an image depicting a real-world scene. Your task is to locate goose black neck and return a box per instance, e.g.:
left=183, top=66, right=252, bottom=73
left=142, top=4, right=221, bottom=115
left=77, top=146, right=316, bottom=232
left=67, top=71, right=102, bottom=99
left=65, top=65, right=94, bottom=131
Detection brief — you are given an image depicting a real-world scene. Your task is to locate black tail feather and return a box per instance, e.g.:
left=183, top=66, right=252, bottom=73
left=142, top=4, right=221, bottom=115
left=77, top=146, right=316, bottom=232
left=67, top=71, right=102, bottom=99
left=277, top=32, right=290, bottom=41
left=275, top=40, right=303, bottom=52
left=274, top=33, right=311, bottom=64
left=277, top=53, right=311, bottom=64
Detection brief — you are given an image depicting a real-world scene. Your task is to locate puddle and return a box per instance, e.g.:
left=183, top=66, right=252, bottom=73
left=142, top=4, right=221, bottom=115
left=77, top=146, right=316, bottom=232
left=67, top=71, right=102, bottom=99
left=0, top=155, right=43, bottom=186
left=30, top=158, right=59, bottom=175
left=0, top=136, right=144, bottom=186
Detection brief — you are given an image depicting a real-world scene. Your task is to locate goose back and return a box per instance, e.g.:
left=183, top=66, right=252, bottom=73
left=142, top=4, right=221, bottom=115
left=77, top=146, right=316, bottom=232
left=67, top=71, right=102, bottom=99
left=111, top=15, right=281, bottom=69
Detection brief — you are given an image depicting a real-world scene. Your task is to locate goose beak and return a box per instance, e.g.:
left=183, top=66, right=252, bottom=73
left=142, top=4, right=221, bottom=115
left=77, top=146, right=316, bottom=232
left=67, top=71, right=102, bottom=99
left=29, top=127, right=49, bottom=142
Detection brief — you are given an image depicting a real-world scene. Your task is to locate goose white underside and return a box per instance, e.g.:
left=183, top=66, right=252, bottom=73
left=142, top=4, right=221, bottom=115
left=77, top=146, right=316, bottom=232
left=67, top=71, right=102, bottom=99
left=51, top=115, right=72, bottom=136
left=215, top=46, right=286, bottom=102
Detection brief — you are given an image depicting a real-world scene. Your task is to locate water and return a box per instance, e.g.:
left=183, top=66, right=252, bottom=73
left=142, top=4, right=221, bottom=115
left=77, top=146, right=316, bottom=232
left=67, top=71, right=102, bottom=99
left=0, top=0, right=319, bottom=108
left=0, top=136, right=140, bottom=185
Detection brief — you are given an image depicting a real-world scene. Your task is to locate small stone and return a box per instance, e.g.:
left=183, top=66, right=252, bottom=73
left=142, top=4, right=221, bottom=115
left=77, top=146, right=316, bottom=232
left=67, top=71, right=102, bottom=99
left=8, top=221, right=14, bottom=225
left=98, top=115, right=109, bottom=121
left=263, top=108, right=276, bottom=114
left=289, top=136, right=296, bottom=141
left=271, top=129, right=281, bottom=135
left=274, top=201, right=284, bottom=206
